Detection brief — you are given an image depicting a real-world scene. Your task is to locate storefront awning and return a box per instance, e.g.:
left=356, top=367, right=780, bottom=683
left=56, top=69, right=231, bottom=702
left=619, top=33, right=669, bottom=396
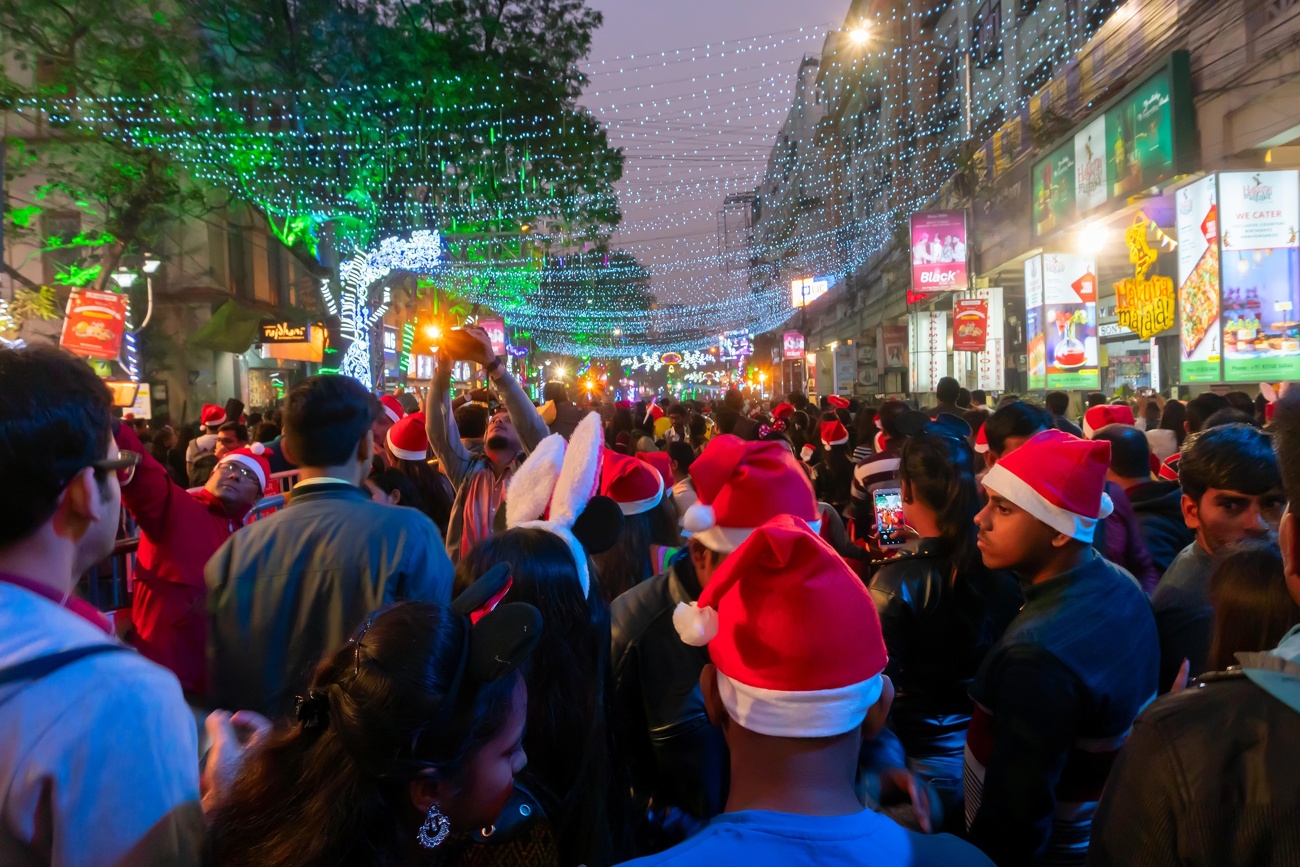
left=190, top=300, right=267, bottom=355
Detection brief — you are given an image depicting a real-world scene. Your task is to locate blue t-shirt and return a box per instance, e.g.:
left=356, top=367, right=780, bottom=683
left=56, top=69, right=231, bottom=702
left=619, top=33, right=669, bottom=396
left=617, top=808, right=992, bottom=867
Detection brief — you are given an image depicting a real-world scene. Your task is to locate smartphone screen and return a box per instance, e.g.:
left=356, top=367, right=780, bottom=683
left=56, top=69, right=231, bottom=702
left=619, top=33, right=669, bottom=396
left=874, top=487, right=907, bottom=547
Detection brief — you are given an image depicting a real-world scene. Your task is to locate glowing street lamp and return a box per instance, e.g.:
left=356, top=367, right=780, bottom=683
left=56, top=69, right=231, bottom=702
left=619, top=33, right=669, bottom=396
left=111, top=267, right=138, bottom=289
left=848, top=23, right=871, bottom=45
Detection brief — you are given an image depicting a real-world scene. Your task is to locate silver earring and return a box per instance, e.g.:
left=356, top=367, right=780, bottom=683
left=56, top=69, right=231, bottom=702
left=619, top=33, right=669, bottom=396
left=417, top=803, right=451, bottom=849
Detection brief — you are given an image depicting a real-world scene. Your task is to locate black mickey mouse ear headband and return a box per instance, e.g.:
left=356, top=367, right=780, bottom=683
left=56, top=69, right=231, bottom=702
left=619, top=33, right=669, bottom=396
left=448, top=562, right=543, bottom=688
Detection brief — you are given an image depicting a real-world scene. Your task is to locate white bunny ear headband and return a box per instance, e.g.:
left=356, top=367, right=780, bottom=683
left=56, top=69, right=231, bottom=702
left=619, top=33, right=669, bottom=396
left=506, top=411, right=604, bottom=596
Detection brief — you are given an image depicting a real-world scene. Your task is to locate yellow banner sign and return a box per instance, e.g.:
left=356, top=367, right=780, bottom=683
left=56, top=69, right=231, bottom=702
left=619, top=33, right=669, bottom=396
left=1115, top=214, right=1175, bottom=339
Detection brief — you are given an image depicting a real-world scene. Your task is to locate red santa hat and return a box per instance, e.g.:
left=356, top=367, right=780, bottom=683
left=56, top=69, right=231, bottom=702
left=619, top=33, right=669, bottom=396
left=379, top=394, right=406, bottom=425
left=682, top=435, right=819, bottom=553
left=201, top=403, right=227, bottom=427
left=218, top=443, right=272, bottom=490
left=615, top=400, right=633, bottom=410
left=1082, top=404, right=1135, bottom=438
left=981, top=429, right=1114, bottom=543
left=974, top=423, right=989, bottom=454
left=601, top=450, right=665, bottom=515
left=672, top=515, right=887, bottom=737
left=637, top=451, right=673, bottom=488
left=772, top=402, right=795, bottom=421
left=644, top=401, right=664, bottom=425
left=828, top=394, right=850, bottom=410
left=820, top=420, right=849, bottom=446
left=386, top=413, right=429, bottom=461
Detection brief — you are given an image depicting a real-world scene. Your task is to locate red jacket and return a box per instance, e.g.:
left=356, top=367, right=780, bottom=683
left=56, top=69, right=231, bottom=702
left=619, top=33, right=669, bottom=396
left=115, top=425, right=250, bottom=694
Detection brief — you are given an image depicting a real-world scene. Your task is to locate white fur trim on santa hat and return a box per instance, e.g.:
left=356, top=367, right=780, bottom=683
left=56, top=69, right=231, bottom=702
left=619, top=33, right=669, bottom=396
left=219, top=453, right=268, bottom=488
left=687, top=519, right=822, bottom=554
left=716, top=669, right=883, bottom=738
left=982, top=462, right=1113, bottom=544
left=386, top=430, right=426, bottom=462
left=383, top=405, right=401, bottom=424
left=681, top=501, right=716, bottom=534
left=617, top=473, right=664, bottom=516
left=822, top=431, right=849, bottom=446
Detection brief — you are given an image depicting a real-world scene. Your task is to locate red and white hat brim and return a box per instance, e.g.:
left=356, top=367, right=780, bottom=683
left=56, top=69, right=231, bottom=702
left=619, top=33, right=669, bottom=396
left=387, top=430, right=426, bottom=462
left=219, top=454, right=267, bottom=488
left=617, top=473, right=665, bottom=516
left=822, top=434, right=849, bottom=446
left=683, top=515, right=822, bottom=554
left=982, top=462, right=1113, bottom=543
left=383, top=405, right=402, bottom=424
left=205, top=413, right=227, bottom=427
left=715, top=668, right=883, bottom=738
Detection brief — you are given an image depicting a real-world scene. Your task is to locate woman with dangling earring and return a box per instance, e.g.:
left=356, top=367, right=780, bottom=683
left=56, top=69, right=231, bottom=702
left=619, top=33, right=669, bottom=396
left=204, top=566, right=542, bottom=867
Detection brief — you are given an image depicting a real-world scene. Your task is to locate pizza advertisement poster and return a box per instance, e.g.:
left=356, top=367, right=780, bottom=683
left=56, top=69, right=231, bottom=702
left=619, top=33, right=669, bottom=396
left=1024, top=256, right=1047, bottom=390
left=59, top=289, right=129, bottom=360
left=1176, top=175, right=1221, bottom=382
left=1218, top=170, right=1300, bottom=381
left=1042, top=253, right=1100, bottom=390
left=953, top=299, right=989, bottom=352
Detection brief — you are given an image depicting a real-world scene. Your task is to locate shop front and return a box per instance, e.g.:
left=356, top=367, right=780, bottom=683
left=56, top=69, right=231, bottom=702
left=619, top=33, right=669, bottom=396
left=248, top=319, right=325, bottom=409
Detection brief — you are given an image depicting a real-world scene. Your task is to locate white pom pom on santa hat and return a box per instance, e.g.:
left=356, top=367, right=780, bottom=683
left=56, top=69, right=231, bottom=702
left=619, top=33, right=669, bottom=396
left=249, top=442, right=266, bottom=456
left=673, top=601, right=719, bottom=646
left=681, top=502, right=716, bottom=534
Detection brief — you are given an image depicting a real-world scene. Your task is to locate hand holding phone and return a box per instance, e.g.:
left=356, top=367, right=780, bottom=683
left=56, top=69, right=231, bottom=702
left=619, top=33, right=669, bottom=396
left=874, top=487, right=908, bottom=547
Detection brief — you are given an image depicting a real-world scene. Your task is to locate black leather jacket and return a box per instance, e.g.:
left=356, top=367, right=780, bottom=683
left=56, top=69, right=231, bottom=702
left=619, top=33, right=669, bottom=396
left=868, top=540, right=1023, bottom=759
left=610, top=552, right=727, bottom=843
left=1088, top=666, right=1300, bottom=866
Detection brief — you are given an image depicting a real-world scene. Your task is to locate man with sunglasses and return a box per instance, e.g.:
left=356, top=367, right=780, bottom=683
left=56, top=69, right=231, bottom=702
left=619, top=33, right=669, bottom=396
left=114, top=420, right=270, bottom=696
left=0, top=346, right=203, bottom=866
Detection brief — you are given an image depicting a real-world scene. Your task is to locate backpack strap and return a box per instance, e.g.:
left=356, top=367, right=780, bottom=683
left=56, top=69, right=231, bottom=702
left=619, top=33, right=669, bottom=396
left=0, top=645, right=128, bottom=710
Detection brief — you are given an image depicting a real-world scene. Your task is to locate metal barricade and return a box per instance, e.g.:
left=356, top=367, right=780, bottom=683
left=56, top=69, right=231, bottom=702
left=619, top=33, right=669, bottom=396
left=81, top=536, right=138, bottom=614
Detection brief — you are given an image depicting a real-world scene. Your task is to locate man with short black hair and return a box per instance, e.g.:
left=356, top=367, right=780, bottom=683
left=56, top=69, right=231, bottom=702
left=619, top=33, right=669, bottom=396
left=207, top=373, right=454, bottom=717
left=1086, top=392, right=1107, bottom=409
left=970, top=388, right=991, bottom=413
left=1158, top=392, right=1231, bottom=480
left=983, top=400, right=1054, bottom=467
left=214, top=420, right=248, bottom=458
left=454, top=401, right=490, bottom=454
left=1045, top=391, right=1083, bottom=436
left=667, top=440, right=698, bottom=513
left=1089, top=395, right=1300, bottom=866
left=931, top=376, right=961, bottom=419
left=1090, top=424, right=1193, bottom=575
left=1151, top=423, right=1285, bottom=685
left=0, top=346, right=203, bottom=865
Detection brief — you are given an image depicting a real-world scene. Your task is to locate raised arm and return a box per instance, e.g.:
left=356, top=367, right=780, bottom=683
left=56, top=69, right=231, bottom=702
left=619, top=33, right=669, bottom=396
left=114, top=423, right=184, bottom=538
left=425, top=350, right=474, bottom=489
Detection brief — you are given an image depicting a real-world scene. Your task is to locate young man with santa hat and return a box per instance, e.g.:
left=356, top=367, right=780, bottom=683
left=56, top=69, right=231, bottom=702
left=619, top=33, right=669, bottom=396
left=115, top=422, right=269, bottom=694
left=185, top=402, right=228, bottom=472
left=610, top=435, right=822, bottom=850
left=965, top=429, right=1158, bottom=866
left=618, top=515, right=991, bottom=866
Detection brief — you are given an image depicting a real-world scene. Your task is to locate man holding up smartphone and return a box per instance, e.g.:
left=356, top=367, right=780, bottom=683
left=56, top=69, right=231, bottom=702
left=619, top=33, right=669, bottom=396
left=425, top=326, right=550, bottom=562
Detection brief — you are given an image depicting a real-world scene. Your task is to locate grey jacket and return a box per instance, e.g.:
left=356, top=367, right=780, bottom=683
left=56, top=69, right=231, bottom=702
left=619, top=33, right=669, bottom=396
left=205, top=481, right=453, bottom=716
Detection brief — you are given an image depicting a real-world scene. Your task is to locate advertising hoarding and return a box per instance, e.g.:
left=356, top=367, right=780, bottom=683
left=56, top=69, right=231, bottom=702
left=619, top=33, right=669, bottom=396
left=782, top=331, right=805, bottom=360
left=59, top=289, right=129, bottom=360
left=791, top=276, right=831, bottom=308
left=1024, top=256, right=1047, bottom=390
left=953, top=299, right=989, bottom=353
left=908, top=311, right=949, bottom=393
left=1114, top=214, right=1176, bottom=340
left=1176, top=175, right=1221, bottom=382
left=1218, top=170, right=1300, bottom=381
left=909, top=211, right=970, bottom=294
left=880, top=325, right=908, bottom=371
left=1042, top=253, right=1100, bottom=390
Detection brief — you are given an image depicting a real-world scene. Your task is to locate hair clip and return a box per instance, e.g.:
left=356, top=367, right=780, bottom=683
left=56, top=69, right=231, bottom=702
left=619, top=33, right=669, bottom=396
left=295, top=690, right=330, bottom=730
left=352, top=616, right=374, bottom=675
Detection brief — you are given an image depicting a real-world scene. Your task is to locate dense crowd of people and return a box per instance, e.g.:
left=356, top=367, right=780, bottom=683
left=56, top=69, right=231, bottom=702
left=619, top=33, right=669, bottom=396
left=2, top=332, right=1300, bottom=867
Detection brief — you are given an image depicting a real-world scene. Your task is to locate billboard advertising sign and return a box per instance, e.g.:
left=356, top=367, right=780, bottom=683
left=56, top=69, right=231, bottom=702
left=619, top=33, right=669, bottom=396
left=1218, top=170, right=1300, bottom=381
left=59, top=289, right=129, bottom=360
left=1042, top=253, right=1100, bottom=390
left=1024, top=256, right=1047, bottom=390
left=908, top=311, right=949, bottom=393
left=791, top=276, right=831, bottom=308
left=1176, top=175, right=1221, bottom=382
left=478, top=318, right=508, bottom=357
left=952, top=299, right=989, bottom=352
left=880, top=325, right=908, bottom=371
left=782, top=331, right=805, bottom=360
left=909, top=211, right=969, bottom=294
left=1114, top=214, right=1176, bottom=340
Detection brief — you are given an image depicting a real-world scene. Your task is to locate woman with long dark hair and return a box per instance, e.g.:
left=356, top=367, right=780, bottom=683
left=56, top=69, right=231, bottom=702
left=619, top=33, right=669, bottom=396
left=386, top=414, right=456, bottom=535
left=812, top=420, right=855, bottom=517
left=593, top=451, right=682, bottom=600
left=206, top=595, right=540, bottom=867
left=1207, top=539, right=1300, bottom=671
left=456, top=529, right=626, bottom=866
left=866, top=421, right=1023, bottom=820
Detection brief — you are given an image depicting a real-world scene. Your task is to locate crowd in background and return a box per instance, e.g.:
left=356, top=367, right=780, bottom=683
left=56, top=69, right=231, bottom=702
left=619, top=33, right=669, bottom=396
left=2, top=331, right=1299, bottom=867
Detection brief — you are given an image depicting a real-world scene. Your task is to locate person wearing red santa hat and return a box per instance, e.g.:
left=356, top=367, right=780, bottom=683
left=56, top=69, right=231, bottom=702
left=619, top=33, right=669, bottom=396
left=618, top=515, right=991, bottom=867
left=114, top=423, right=268, bottom=694
left=371, top=394, right=406, bottom=468
left=185, top=402, right=229, bottom=472
left=610, top=436, right=823, bottom=848
left=810, top=419, right=855, bottom=517
left=965, top=429, right=1158, bottom=866
left=593, top=450, right=682, bottom=600
left=384, top=412, right=455, bottom=534
left=1081, top=403, right=1135, bottom=439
